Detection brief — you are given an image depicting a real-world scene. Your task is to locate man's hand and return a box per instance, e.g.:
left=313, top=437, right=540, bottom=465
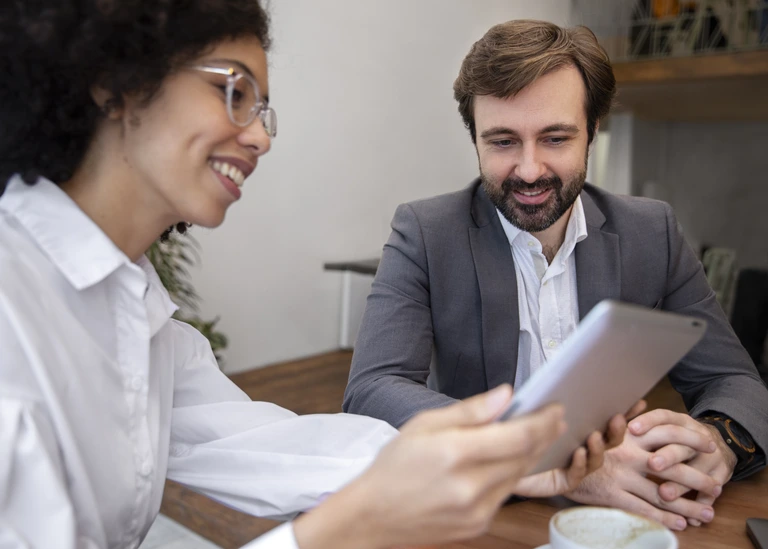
left=568, top=408, right=722, bottom=531
left=629, top=409, right=737, bottom=527
left=513, top=400, right=646, bottom=498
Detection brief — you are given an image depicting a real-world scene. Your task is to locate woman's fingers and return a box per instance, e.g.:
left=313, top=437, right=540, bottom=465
left=452, top=404, right=565, bottom=466
left=403, top=384, right=514, bottom=433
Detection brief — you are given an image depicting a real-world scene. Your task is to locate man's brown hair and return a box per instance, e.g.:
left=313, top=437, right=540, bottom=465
left=454, top=20, right=615, bottom=145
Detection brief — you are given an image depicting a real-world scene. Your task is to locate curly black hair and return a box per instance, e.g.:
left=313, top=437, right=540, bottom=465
left=0, top=0, right=271, bottom=235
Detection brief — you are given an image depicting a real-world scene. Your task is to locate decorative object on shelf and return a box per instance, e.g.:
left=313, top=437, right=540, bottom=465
left=575, top=0, right=768, bottom=61
left=146, top=232, right=228, bottom=364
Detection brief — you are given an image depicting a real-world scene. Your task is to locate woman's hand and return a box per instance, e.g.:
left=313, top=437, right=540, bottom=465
left=293, top=384, right=566, bottom=549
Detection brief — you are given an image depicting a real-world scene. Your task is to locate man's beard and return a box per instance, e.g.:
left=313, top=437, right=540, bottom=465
left=481, top=165, right=587, bottom=233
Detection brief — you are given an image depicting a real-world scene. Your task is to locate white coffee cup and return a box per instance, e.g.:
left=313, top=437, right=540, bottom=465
left=548, top=506, right=678, bottom=549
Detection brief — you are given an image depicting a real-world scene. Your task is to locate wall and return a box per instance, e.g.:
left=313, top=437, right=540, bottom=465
left=189, top=0, right=572, bottom=373
left=632, top=121, right=768, bottom=271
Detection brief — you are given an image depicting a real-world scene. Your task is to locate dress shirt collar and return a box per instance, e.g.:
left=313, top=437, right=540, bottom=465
left=1, top=175, right=180, bottom=336
left=1, top=175, right=131, bottom=291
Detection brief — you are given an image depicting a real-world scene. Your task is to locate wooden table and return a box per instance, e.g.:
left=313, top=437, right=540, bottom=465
left=436, top=453, right=768, bottom=549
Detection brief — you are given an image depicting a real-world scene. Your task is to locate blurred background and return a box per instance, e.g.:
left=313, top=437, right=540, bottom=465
left=182, top=0, right=767, bottom=377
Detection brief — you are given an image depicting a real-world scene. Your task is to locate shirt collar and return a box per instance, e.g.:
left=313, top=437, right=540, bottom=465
left=0, top=175, right=132, bottom=290
left=496, top=195, right=588, bottom=254
left=137, top=256, right=180, bottom=337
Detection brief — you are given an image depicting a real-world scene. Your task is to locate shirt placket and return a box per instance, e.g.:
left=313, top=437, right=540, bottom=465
left=113, top=266, right=154, bottom=549
left=537, top=254, right=563, bottom=361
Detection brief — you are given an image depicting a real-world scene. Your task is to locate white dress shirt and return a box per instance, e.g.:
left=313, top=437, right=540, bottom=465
left=0, top=175, right=398, bottom=549
left=495, top=197, right=588, bottom=388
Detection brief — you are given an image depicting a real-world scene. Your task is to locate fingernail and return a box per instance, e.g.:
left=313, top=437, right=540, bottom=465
left=487, top=384, right=511, bottom=412
left=651, top=456, right=664, bottom=469
left=702, top=508, right=714, bottom=521
left=709, top=441, right=716, bottom=452
left=690, top=519, right=702, bottom=527
left=713, top=485, right=722, bottom=497
left=675, top=518, right=687, bottom=530
left=629, top=420, right=641, bottom=432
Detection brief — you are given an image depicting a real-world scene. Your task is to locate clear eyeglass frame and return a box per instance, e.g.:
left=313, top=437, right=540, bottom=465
left=189, top=64, right=277, bottom=138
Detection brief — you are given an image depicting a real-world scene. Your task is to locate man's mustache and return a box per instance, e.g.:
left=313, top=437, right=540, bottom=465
left=501, top=176, right=563, bottom=194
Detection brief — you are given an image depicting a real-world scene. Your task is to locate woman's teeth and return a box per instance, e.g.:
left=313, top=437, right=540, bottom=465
left=210, top=160, right=245, bottom=187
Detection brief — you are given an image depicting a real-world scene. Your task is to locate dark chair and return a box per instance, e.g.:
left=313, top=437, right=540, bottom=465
left=730, top=268, right=768, bottom=385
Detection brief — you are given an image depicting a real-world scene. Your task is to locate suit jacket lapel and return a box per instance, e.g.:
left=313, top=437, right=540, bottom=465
left=469, top=184, right=520, bottom=388
left=576, top=189, right=621, bottom=319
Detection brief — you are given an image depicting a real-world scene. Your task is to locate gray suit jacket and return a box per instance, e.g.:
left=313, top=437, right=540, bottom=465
left=343, top=180, right=768, bottom=479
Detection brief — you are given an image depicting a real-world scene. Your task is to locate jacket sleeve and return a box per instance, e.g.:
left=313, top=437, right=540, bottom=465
left=660, top=202, right=768, bottom=479
left=343, top=203, right=457, bottom=427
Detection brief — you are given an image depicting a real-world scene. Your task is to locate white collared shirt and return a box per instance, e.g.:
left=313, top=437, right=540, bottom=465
left=496, top=197, right=588, bottom=388
left=0, top=175, right=398, bottom=549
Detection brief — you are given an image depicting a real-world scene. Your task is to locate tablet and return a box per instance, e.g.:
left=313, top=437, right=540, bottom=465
left=498, top=300, right=706, bottom=474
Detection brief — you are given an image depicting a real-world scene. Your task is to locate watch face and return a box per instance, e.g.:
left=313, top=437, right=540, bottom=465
left=700, top=416, right=756, bottom=474
left=724, top=419, right=755, bottom=449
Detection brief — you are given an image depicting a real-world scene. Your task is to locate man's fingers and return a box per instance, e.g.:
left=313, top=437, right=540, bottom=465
left=624, top=474, right=715, bottom=525
left=647, top=443, right=705, bottom=473
left=405, top=384, right=513, bottom=433
left=626, top=399, right=648, bottom=420
left=603, top=489, right=689, bottom=532
left=629, top=409, right=700, bottom=436
left=586, top=431, right=606, bottom=473
left=659, top=479, right=721, bottom=502
left=605, top=414, right=627, bottom=449
left=567, top=446, right=589, bottom=489
left=688, top=493, right=717, bottom=527
left=635, top=424, right=716, bottom=455
left=658, top=480, right=693, bottom=501
left=651, top=462, right=719, bottom=496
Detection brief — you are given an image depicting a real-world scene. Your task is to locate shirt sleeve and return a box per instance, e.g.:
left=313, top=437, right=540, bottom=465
left=0, top=398, right=98, bottom=548
left=239, top=523, right=299, bottom=549
left=165, top=320, right=399, bottom=521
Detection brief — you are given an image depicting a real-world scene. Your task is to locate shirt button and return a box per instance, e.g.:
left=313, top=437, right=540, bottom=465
left=140, top=462, right=153, bottom=476
left=130, top=376, right=143, bottom=391
left=543, top=280, right=549, bottom=286
left=528, top=241, right=535, bottom=247
left=548, top=340, right=557, bottom=349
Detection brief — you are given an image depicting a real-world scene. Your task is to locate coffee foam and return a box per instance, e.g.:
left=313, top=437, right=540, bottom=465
left=554, top=508, right=669, bottom=549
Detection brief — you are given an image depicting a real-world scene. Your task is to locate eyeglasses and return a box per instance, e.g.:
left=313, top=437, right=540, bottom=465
left=189, top=64, right=277, bottom=138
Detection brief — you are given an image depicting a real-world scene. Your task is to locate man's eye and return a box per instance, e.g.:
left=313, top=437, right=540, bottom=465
left=545, top=137, right=568, bottom=145
left=492, top=139, right=513, bottom=148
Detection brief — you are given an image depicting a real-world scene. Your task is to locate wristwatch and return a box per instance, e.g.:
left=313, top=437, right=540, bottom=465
left=698, top=414, right=759, bottom=475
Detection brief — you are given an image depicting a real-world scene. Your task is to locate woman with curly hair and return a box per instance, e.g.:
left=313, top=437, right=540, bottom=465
left=0, top=2, right=592, bottom=548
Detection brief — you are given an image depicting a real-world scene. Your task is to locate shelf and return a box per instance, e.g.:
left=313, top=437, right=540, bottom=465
left=611, top=50, right=768, bottom=121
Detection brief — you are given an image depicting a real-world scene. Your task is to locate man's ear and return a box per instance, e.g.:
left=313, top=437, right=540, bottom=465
left=90, top=85, right=122, bottom=119
left=588, top=120, right=600, bottom=155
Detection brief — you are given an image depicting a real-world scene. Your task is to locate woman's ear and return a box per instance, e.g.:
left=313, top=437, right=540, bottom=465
left=90, top=85, right=122, bottom=119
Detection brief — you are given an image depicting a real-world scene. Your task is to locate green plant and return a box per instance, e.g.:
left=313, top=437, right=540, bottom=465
left=146, top=232, right=228, bottom=364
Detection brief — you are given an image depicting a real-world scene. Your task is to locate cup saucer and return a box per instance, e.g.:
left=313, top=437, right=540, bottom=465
left=532, top=545, right=550, bottom=549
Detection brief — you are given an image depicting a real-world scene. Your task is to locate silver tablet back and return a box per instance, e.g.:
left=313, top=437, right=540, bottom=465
left=500, top=300, right=706, bottom=474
